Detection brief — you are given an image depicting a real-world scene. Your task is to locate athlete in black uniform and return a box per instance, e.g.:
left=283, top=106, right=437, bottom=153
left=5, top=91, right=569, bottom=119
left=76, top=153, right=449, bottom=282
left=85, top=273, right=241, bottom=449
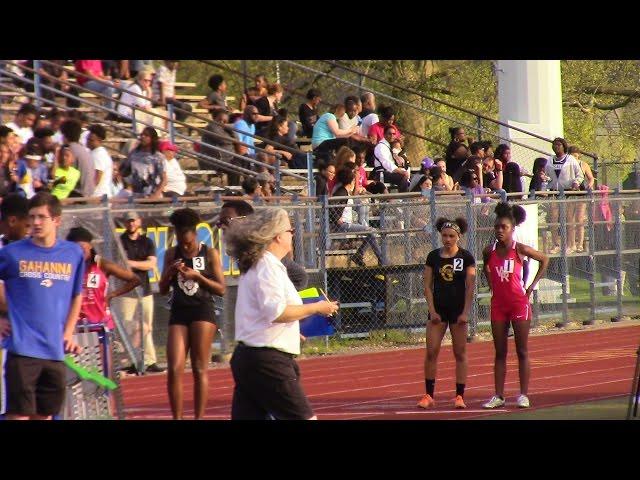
left=417, top=217, right=476, bottom=410
left=159, top=208, right=226, bottom=420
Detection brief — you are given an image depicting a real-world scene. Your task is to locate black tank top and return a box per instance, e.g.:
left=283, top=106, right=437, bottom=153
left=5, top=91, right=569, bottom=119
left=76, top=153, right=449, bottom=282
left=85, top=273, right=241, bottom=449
left=170, top=243, right=215, bottom=312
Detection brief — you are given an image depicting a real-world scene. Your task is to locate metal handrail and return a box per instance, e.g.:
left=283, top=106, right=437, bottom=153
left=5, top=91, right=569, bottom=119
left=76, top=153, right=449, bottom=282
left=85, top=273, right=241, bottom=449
left=321, top=60, right=599, bottom=161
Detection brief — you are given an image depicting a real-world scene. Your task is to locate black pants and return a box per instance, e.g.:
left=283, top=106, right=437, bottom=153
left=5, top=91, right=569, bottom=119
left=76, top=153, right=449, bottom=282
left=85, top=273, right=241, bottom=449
left=230, top=343, right=314, bottom=420
left=383, top=170, right=409, bottom=193
left=313, top=138, right=349, bottom=163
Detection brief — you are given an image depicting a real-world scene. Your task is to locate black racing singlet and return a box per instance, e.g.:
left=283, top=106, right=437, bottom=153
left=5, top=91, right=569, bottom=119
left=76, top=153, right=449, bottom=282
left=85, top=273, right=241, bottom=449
left=170, top=243, right=216, bottom=322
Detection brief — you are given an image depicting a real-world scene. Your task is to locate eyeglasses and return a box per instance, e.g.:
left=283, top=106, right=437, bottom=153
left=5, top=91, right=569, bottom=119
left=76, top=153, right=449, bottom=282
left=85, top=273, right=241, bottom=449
left=216, top=215, right=246, bottom=228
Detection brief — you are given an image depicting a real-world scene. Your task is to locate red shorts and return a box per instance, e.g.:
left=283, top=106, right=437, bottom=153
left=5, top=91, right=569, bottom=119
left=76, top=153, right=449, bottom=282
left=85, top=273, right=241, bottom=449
left=490, top=300, right=531, bottom=322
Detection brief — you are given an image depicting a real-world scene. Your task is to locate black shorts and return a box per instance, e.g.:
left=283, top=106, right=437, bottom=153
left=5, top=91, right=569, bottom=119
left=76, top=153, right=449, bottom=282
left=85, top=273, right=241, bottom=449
left=5, top=353, right=66, bottom=416
left=431, top=305, right=464, bottom=324
left=230, top=343, right=314, bottom=420
left=169, top=306, right=217, bottom=326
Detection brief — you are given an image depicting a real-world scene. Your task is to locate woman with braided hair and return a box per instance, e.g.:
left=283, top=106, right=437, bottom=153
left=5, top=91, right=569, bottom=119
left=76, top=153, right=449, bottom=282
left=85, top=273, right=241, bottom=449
left=417, top=217, right=476, bottom=410
left=482, top=202, right=549, bottom=409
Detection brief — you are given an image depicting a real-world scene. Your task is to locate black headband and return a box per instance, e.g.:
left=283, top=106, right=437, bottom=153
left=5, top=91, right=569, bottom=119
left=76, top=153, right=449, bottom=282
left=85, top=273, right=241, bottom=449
left=441, top=222, right=461, bottom=235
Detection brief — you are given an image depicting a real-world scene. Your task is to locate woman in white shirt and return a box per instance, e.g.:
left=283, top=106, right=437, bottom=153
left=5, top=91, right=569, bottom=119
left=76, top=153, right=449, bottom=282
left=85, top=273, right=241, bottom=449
left=225, top=208, right=338, bottom=420
left=117, top=70, right=166, bottom=133
left=544, top=137, right=584, bottom=254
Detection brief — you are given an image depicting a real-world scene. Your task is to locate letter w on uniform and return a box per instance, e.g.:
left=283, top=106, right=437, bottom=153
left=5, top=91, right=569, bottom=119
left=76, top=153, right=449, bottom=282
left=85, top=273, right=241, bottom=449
left=495, top=266, right=510, bottom=282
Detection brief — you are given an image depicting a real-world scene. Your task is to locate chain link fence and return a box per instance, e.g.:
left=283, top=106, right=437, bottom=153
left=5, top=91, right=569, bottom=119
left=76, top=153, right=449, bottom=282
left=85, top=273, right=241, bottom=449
left=59, top=191, right=640, bottom=364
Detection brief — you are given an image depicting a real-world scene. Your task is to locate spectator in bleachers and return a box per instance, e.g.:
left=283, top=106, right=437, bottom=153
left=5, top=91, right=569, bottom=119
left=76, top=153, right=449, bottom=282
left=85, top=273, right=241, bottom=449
left=367, top=106, right=402, bottom=145
left=266, top=116, right=307, bottom=169
left=33, top=128, right=57, bottom=169
left=199, top=74, right=229, bottom=119
left=15, top=140, right=48, bottom=199
left=256, top=171, right=275, bottom=198
left=6, top=103, right=38, bottom=145
left=61, top=119, right=95, bottom=197
left=529, top=157, right=551, bottom=195
left=276, top=107, right=299, bottom=146
left=74, top=60, right=118, bottom=112
left=390, top=139, right=410, bottom=171
left=545, top=137, right=584, bottom=254
left=36, top=60, right=76, bottom=107
left=119, top=127, right=167, bottom=199
left=482, top=155, right=503, bottom=191
left=429, top=166, right=448, bottom=191
left=448, top=126, right=472, bottom=148
left=46, top=108, right=66, bottom=145
left=453, top=155, right=483, bottom=187
left=87, top=125, right=113, bottom=198
left=240, top=74, right=269, bottom=110
left=334, top=146, right=356, bottom=175
left=338, top=96, right=361, bottom=131
left=434, top=158, right=454, bottom=191
left=314, top=159, right=336, bottom=197
left=330, top=168, right=383, bottom=268
left=445, top=141, right=469, bottom=179
left=159, top=141, right=186, bottom=198
left=299, top=88, right=322, bottom=138
left=373, top=125, right=409, bottom=192
left=312, top=104, right=357, bottom=161
left=117, top=70, right=165, bottom=133
left=359, top=92, right=379, bottom=138
left=242, top=176, right=262, bottom=198
left=50, top=145, right=80, bottom=199
left=482, top=140, right=494, bottom=159
left=234, top=105, right=258, bottom=159
left=354, top=145, right=384, bottom=195
left=254, top=83, right=285, bottom=136
left=201, top=109, right=243, bottom=186
left=0, top=143, right=15, bottom=197
left=110, top=158, right=124, bottom=197
left=153, top=60, right=192, bottom=122
left=502, top=162, right=524, bottom=198
left=65, top=110, right=91, bottom=147
left=469, top=141, right=486, bottom=159
left=460, top=169, right=491, bottom=203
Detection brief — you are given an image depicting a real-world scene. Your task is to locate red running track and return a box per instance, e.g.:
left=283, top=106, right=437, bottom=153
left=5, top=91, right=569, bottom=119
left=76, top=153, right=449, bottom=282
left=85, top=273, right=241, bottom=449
left=120, top=324, right=640, bottom=420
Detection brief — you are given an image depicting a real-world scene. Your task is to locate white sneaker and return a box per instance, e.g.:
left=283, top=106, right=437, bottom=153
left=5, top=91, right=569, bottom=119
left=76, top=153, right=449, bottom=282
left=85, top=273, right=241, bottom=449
left=517, top=394, right=530, bottom=408
left=482, top=395, right=505, bottom=409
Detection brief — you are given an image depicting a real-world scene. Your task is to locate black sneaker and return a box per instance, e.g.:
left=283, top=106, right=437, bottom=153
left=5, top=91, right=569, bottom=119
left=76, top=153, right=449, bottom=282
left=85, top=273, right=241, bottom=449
left=120, top=365, right=139, bottom=375
left=145, top=363, right=166, bottom=373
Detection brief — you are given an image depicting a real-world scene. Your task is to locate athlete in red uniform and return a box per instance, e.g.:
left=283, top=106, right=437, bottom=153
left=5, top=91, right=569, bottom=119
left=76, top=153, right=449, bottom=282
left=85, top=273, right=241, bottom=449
left=66, top=227, right=141, bottom=329
left=482, top=202, right=549, bottom=409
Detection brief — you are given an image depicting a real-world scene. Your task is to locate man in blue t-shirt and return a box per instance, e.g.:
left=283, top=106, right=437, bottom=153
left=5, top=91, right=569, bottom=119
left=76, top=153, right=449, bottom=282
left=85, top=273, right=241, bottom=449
left=233, top=105, right=258, bottom=158
left=0, top=192, right=84, bottom=420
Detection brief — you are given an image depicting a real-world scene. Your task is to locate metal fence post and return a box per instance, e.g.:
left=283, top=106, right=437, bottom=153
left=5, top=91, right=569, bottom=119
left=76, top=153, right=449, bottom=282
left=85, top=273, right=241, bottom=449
left=131, top=108, right=137, bottom=135
left=465, top=190, right=478, bottom=339
left=33, top=60, right=42, bottom=108
left=614, top=188, right=624, bottom=321
left=305, top=152, right=316, bottom=268
left=585, top=188, right=596, bottom=325
left=293, top=196, right=304, bottom=264
left=167, top=102, right=176, bottom=144
left=429, top=188, right=438, bottom=250
left=556, top=190, right=569, bottom=328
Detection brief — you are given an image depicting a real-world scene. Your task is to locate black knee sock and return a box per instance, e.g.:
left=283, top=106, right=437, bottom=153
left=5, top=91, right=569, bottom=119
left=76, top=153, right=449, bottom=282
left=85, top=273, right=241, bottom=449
left=456, top=383, right=465, bottom=397
left=425, top=379, right=435, bottom=397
